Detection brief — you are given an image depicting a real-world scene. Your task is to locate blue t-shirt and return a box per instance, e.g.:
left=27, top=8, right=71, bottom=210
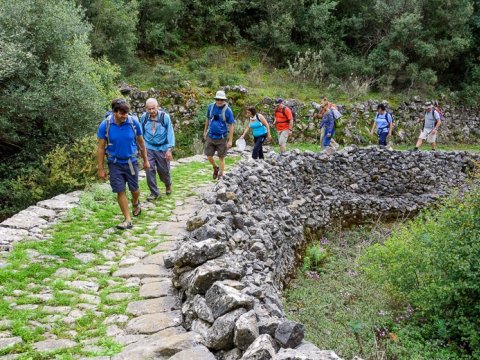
left=249, top=116, right=267, bottom=137
left=97, top=115, right=142, bottom=164
left=375, top=112, right=392, bottom=133
left=206, top=103, right=235, bottom=139
left=320, top=110, right=335, bottom=133
left=140, top=112, right=175, bottom=152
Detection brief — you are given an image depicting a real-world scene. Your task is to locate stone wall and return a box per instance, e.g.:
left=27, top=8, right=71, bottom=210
left=169, top=148, right=479, bottom=359
left=119, top=83, right=480, bottom=146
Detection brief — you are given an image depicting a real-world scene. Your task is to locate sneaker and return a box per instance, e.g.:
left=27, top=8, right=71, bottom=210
left=166, top=186, right=172, bottom=196
left=213, top=166, right=219, bottom=180
left=146, top=194, right=159, bottom=202
left=116, top=221, right=133, bottom=230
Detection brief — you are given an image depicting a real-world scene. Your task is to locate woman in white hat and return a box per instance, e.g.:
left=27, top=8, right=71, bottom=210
left=239, top=106, right=272, bottom=159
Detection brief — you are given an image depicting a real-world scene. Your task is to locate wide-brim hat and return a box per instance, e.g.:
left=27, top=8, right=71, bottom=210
left=214, top=90, right=227, bottom=100
left=424, top=101, right=433, bottom=109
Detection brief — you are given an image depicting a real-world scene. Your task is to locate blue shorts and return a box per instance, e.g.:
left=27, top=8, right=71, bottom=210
left=108, top=162, right=139, bottom=193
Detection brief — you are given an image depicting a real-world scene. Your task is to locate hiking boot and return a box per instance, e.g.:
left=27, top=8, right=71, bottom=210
left=166, top=186, right=172, bottom=196
left=213, top=166, right=219, bottom=180
left=146, top=194, right=159, bottom=202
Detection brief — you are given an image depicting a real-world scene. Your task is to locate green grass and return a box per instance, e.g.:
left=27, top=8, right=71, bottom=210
left=283, top=226, right=415, bottom=360
left=0, top=157, right=239, bottom=359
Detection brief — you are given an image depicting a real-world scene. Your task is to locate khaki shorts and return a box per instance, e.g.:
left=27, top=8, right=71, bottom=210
left=204, top=136, right=228, bottom=157
left=419, top=129, right=437, bottom=143
left=278, top=130, right=290, bottom=146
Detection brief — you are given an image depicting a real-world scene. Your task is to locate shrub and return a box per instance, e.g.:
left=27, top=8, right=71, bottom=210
left=362, top=185, right=480, bottom=356
left=153, top=64, right=186, bottom=89
left=302, top=242, right=329, bottom=272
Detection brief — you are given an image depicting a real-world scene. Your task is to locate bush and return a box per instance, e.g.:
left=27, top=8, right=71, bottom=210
left=153, top=64, right=186, bottom=89
left=362, top=185, right=480, bottom=356
left=302, top=242, right=330, bottom=272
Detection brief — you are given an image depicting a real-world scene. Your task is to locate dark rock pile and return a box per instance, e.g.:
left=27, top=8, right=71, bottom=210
left=169, top=147, right=479, bottom=359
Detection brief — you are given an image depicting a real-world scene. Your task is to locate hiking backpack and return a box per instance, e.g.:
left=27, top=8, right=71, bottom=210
left=375, top=111, right=394, bottom=127
left=141, top=111, right=169, bottom=146
left=275, top=104, right=297, bottom=122
left=424, top=107, right=444, bottom=129
left=208, top=102, right=230, bottom=123
left=103, top=113, right=138, bottom=149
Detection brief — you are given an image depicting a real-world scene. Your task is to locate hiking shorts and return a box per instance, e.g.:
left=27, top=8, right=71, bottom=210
left=278, top=130, right=290, bottom=146
left=419, top=129, right=437, bottom=143
left=108, top=162, right=139, bottom=193
left=205, top=136, right=228, bottom=158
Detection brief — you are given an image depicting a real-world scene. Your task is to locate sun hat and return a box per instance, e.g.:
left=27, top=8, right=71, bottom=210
left=214, top=90, right=227, bottom=100
left=235, top=138, right=246, bottom=151
left=424, top=101, right=433, bottom=109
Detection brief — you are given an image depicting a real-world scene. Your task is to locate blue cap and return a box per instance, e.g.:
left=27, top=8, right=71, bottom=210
left=275, top=98, right=283, bottom=104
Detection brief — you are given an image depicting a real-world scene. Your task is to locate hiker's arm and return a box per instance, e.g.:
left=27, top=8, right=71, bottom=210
left=166, top=115, right=175, bottom=161
left=259, top=114, right=272, bottom=139
left=136, top=136, right=150, bottom=170
left=227, top=123, right=234, bottom=148
left=287, top=107, right=293, bottom=131
left=370, top=121, right=376, bottom=135
left=97, top=139, right=107, bottom=180
left=203, top=118, right=209, bottom=140
left=388, top=121, right=393, bottom=136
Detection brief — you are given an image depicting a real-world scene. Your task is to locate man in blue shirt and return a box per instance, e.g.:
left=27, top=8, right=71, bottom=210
left=203, top=90, right=235, bottom=180
left=97, top=99, right=150, bottom=230
left=141, top=98, right=175, bottom=201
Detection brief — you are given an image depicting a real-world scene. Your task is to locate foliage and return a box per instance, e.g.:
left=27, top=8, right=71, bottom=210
left=301, top=242, right=329, bottom=272
left=362, top=186, right=480, bottom=356
left=76, top=0, right=139, bottom=65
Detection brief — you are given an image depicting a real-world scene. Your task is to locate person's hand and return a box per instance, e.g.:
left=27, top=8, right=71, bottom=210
left=227, top=141, right=233, bottom=149
left=240, top=134, right=244, bottom=139
left=370, top=131, right=374, bottom=136
left=98, top=168, right=107, bottom=180
left=166, top=150, right=173, bottom=162
left=388, top=132, right=392, bottom=137
left=203, top=132, right=207, bottom=142
left=143, top=160, right=150, bottom=170
left=267, top=134, right=272, bottom=142
left=431, top=128, right=437, bottom=134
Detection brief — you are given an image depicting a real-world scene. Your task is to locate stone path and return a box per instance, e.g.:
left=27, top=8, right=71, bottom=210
left=0, top=151, right=246, bottom=359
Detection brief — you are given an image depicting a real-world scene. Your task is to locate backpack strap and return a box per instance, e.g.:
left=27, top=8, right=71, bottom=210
left=221, top=104, right=229, bottom=123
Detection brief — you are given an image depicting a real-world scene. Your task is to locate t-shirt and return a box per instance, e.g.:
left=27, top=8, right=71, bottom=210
left=249, top=115, right=267, bottom=137
left=206, top=104, right=235, bottom=139
left=375, top=112, right=392, bottom=133
left=274, top=105, right=293, bottom=131
left=97, top=115, right=142, bottom=164
left=424, top=110, right=440, bottom=131
left=141, top=111, right=175, bottom=152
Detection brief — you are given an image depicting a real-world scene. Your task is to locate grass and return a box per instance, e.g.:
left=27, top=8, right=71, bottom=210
left=0, top=156, right=239, bottom=359
left=283, top=225, right=415, bottom=360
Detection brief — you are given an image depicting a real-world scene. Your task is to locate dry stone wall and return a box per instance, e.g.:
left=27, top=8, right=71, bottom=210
left=170, top=148, right=479, bottom=359
left=118, top=83, right=480, bottom=146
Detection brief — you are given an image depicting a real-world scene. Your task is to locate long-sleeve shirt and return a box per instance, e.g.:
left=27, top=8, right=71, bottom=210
left=141, top=111, right=175, bottom=151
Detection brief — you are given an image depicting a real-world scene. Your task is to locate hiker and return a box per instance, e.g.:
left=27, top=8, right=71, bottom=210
left=141, top=98, right=175, bottom=201
left=239, top=106, right=272, bottom=159
left=413, top=102, right=442, bottom=151
left=273, top=98, right=293, bottom=154
left=203, top=90, right=235, bottom=180
left=97, top=99, right=150, bottom=230
left=370, top=103, right=393, bottom=146
left=318, top=98, right=336, bottom=150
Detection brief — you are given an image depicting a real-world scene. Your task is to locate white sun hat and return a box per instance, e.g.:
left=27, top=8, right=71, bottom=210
left=214, top=90, right=227, bottom=100
left=235, top=138, right=246, bottom=151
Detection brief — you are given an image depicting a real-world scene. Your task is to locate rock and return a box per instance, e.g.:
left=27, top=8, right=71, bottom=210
left=234, top=310, right=259, bottom=350
left=168, top=345, right=216, bottom=360
left=106, top=292, right=132, bottom=301
left=205, top=282, right=254, bottom=319
left=126, top=297, right=180, bottom=316
left=174, top=238, right=226, bottom=267
left=258, top=317, right=281, bottom=337
left=217, top=348, right=243, bottom=360
left=113, top=264, right=165, bottom=278
left=206, top=308, right=246, bottom=350
left=33, top=339, right=77, bottom=352
left=240, top=334, right=277, bottom=360
left=140, top=280, right=173, bottom=298
left=68, top=280, right=99, bottom=292
left=125, top=311, right=182, bottom=334
left=179, top=257, right=244, bottom=295
left=275, top=320, right=305, bottom=348
left=193, top=295, right=214, bottom=323
left=294, top=341, right=342, bottom=360
left=0, top=337, right=23, bottom=350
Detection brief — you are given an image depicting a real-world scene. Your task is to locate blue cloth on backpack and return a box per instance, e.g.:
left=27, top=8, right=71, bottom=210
left=320, top=110, right=335, bottom=134
left=206, top=104, right=235, bottom=139
left=140, top=112, right=175, bottom=152
left=375, top=112, right=392, bottom=134
left=97, top=116, right=142, bottom=164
